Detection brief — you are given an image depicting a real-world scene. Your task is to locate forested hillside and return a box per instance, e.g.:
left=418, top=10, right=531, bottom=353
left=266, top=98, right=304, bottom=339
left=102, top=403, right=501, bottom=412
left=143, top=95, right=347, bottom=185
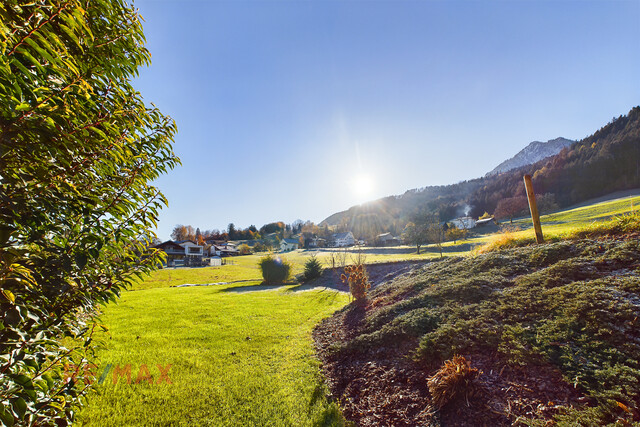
left=322, top=107, right=640, bottom=240
left=469, top=107, right=640, bottom=218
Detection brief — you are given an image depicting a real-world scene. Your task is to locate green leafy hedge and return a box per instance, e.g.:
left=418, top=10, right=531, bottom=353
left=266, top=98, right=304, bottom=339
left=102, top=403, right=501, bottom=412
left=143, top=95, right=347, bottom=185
left=0, top=1, right=178, bottom=425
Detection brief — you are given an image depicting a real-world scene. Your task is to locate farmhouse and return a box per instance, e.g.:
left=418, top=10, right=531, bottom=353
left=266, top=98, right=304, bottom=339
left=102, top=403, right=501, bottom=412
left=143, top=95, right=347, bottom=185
left=375, top=232, right=402, bottom=247
left=280, top=238, right=299, bottom=252
left=451, top=217, right=476, bottom=230
left=331, top=231, right=355, bottom=247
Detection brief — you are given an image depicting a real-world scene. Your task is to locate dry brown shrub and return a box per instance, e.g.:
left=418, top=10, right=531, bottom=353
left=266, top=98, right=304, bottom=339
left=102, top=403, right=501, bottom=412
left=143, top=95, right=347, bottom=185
left=340, top=263, right=370, bottom=302
left=427, top=355, right=479, bottom=409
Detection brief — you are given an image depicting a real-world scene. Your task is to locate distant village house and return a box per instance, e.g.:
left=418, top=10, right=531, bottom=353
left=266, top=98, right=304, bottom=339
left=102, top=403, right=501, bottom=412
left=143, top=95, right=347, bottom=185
left=154, top=240, right=205, bottom=267
left=280, top=238, right=299, bottom=252
left=305, top=236, right=326, bottom=249
left=375, top=232, right=402, bottom=247
left=331, top=231, right=355, bottom=247
left=154, top=239, right=238, bottom=267
left=451, top=217, right=476, bottom=230
left=211, top=243, right=239, bottom=257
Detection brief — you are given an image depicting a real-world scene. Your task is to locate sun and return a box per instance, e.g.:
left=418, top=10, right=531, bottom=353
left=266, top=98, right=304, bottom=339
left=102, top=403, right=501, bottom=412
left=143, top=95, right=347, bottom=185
left=350, top=173, right=375, bottom=200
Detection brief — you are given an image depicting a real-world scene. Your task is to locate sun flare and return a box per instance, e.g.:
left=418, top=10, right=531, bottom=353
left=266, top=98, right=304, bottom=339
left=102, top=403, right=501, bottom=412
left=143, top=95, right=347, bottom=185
left=350, top=173, right=375, bottom=199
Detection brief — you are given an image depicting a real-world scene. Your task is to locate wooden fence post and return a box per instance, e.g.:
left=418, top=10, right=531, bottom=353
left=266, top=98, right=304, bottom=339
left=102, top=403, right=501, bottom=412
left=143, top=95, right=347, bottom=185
left=523, top=174, right=544, bottom=244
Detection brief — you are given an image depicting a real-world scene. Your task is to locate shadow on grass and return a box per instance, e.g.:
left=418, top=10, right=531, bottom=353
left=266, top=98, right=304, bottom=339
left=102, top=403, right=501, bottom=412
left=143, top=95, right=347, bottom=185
left=222, top=281, right=349, bottom=295
left=222, top=282, right=290, bottom=293
left=286, top=283, right=348, bottom=293
left=425, top=243, right=475, bottom=254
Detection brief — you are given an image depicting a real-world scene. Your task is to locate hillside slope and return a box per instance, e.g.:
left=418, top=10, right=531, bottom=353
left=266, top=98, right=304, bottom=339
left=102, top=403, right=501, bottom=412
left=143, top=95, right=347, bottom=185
left=314, top=217, right=640, bottom=425
left=486, top=137, right=575, bottom=176
left=321, top=106, right=640, bottom=240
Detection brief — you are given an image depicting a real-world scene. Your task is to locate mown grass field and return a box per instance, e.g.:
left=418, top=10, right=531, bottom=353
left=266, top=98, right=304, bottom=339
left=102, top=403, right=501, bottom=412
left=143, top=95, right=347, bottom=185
left=133, top=246, right=446, bottom=291
left=78, top=283, right=349, bottom=426
left=79, top=191, right=639, bottom=425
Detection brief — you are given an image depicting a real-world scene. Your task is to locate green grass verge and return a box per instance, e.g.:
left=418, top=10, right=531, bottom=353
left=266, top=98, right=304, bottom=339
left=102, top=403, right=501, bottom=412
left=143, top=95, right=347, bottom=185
left=77, top=283, right=349, bottom=426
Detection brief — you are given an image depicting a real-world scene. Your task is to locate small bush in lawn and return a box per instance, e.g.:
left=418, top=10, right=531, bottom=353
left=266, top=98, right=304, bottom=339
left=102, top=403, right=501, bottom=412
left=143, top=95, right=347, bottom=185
left=427, top=355, right=479, bottom=409
left=303, top=255, right=323, bottom=281
left=341, top=263, right=370, bottom=302
left=259, top=255, right=291, bottom=284
left=237, top=243, right=252, bottom=255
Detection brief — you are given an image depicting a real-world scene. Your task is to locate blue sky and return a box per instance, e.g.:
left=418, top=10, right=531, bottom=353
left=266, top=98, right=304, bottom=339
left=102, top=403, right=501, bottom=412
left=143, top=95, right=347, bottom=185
left=132, top=0, right=640, bottom=240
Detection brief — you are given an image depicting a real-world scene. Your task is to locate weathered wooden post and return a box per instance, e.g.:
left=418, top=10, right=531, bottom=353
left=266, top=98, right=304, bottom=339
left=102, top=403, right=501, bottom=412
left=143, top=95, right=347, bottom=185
left=523, top=174, right=544, bottom=244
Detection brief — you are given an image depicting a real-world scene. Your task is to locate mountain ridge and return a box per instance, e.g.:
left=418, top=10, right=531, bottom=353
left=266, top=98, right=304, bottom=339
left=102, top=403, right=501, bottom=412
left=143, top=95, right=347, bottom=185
left=486, top=137, right=575, bottom=176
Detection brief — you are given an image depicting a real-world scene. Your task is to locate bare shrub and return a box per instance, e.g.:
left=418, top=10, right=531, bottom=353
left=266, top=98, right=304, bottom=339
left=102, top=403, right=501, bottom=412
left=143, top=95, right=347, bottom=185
left=340, top=263, right=370, bottom=302
left=336, top=250, right=348, bottom=268
left=350, top=250, right=367, bottom=266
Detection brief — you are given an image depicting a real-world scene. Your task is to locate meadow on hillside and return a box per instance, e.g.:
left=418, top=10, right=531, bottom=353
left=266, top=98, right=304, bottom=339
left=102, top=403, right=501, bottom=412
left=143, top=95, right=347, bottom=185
left=315, top=211, right=640, bottom=425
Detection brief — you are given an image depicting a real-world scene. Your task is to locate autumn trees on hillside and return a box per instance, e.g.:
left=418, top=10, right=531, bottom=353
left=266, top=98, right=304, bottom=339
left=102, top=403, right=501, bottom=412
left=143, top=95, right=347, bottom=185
left=168, top=220, right=327, bottom=244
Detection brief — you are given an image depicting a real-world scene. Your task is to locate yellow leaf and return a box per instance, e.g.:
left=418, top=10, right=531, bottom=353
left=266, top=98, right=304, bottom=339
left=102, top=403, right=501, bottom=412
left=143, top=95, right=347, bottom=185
left=2, top=289, right=15, bottom=303
left=617, top=401, right=631, bottom=413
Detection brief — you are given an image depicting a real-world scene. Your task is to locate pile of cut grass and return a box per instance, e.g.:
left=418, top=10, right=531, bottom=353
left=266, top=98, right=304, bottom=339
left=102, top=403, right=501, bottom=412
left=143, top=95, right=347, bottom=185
left=323, top=231, right=640, bottom=424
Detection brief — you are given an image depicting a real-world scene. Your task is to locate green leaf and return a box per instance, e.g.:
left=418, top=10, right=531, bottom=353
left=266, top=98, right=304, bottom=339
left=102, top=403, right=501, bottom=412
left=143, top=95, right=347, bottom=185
left=11, top=398, right=26, bottom=419
left=75, top=253, right=87, bottom=270
left=0, top=405, right=14, bottom=426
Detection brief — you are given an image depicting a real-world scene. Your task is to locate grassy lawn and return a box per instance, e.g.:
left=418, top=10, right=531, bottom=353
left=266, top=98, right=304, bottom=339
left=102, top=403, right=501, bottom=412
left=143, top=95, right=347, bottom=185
left=132, top=257, right=263, bottom=290
left=78, top=283, right=349, bottom=426
left=136, top=248, right=442, bottom=291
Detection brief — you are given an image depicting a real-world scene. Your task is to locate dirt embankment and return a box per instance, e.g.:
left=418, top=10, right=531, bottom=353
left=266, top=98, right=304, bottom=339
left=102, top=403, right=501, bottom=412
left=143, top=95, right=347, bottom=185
left=312, top=237, right=640, bottom=426
left=315, top=307, right=585, bottom=426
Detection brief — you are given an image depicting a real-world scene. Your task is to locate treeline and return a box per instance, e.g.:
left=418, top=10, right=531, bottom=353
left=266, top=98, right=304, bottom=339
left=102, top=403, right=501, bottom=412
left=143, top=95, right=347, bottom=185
left=168, top=220, right=332, bottom=244
left=170, top=224, right=265, bottom=243
left=322, top=106, right=640, bottom=238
